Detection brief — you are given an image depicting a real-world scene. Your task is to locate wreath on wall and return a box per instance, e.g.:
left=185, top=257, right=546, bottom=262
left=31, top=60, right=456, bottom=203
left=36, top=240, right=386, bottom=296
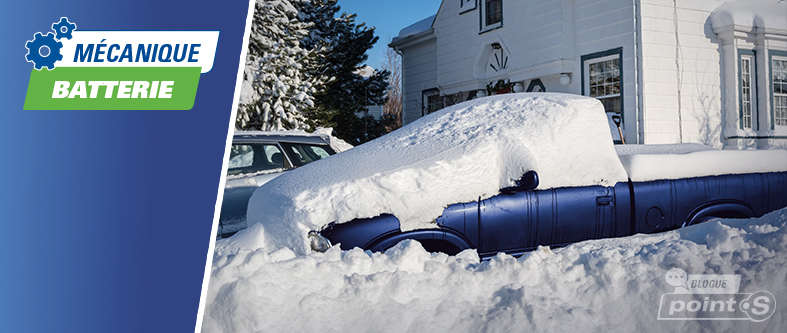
left=485, top=79, right=515, bottom=95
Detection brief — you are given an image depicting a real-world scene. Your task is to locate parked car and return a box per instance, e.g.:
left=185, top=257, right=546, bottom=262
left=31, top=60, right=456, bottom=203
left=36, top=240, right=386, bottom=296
left=243, top=93, right=787, bottom=257
left=219, top=131, right=337, bottom=238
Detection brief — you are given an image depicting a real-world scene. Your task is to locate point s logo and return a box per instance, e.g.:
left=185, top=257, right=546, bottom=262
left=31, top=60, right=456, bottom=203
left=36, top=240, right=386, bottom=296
left=657, top=268, right=776, bottom=322
left=23, top=17, right=219, bottom=110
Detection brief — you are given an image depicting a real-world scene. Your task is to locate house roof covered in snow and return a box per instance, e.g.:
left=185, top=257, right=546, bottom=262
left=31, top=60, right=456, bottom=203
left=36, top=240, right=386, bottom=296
left=393, top=15, right=435, bottom=41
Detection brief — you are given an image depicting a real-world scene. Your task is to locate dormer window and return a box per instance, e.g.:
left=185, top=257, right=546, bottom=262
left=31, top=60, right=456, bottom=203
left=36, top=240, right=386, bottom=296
left=481, top=0, right=502, bottom=32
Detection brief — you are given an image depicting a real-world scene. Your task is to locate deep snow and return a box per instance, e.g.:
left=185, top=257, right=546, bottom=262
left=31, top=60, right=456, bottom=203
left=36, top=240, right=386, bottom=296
left=201, top=207, right=787, bottom=333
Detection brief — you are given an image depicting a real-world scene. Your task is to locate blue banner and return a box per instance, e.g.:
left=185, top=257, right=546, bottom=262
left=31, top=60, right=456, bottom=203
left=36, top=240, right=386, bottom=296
left=0, top=1, right=249, bottom=332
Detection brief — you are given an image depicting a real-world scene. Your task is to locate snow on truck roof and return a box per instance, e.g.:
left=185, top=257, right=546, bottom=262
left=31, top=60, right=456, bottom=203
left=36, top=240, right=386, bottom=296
left=616, top=144, right=787, bottom=182
left=230, top=93, right=628, bottom=254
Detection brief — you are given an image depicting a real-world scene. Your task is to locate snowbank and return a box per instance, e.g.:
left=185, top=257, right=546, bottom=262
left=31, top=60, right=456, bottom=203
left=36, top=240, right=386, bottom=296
left=238, top=93, right=627, bottom=253
left=202, top=208, right=787, bottom=333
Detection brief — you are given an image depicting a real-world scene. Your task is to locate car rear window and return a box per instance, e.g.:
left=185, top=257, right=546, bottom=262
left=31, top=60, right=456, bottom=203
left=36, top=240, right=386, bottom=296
left=227, top=143, right=286, bottom=176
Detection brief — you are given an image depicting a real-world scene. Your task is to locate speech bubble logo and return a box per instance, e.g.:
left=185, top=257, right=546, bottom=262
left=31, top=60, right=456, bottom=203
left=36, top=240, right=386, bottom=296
left=665, top=268, right=689, bottom=291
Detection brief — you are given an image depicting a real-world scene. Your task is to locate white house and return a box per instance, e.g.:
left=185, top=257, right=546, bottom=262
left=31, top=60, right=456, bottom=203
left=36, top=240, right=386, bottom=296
left=389, top=0, right=787, bottom=148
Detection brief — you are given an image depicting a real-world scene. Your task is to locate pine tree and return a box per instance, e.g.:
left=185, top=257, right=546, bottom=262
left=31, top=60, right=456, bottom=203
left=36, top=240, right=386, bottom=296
left=237, top=0, right=326, bottom=131
left=294, top=0, right=392, bottom=145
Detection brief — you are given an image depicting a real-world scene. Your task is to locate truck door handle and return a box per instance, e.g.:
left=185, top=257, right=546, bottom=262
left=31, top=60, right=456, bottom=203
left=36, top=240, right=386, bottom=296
left=596, top=196, right=613, bottom=205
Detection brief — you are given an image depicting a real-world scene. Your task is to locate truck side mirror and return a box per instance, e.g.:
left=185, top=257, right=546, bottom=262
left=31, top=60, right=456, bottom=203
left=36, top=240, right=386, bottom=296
left=501, top=171, right=539, bottom=194
left=518, top=171, right=539, bottom=191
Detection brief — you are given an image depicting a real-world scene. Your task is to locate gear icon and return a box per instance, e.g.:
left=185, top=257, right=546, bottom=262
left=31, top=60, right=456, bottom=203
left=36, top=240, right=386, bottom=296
left=25, top=32, right=63, bottom=70
left=52, top=17, right=77, bottom=40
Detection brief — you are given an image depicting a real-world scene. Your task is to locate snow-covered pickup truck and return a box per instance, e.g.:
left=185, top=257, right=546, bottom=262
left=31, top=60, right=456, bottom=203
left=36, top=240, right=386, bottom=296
left=320, top=145, right=787, bottom=257
left=240, top=93, right=787, bottom=258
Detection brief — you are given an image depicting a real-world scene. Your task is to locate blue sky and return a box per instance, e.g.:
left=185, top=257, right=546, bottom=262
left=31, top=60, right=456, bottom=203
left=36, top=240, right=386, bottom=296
left=338, top=0, right=441, bottom=69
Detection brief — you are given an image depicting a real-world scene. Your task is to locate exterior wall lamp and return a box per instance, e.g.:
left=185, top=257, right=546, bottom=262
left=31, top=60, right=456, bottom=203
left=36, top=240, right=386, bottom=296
left=560, top=73, right=571, bottom=86
left=513, top=82, right=524, bottom=92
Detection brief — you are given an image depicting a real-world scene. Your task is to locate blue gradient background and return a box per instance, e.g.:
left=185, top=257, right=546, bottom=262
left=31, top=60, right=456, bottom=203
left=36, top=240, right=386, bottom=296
left=0, top=1, right=249, bottom=332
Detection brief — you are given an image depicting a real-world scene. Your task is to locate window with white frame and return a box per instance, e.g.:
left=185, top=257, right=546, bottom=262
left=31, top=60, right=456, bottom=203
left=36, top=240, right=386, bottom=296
left=740, top=54, right=754, bottom=129
left=583, top=53, right=621, bottom=114
left=480, top=0, right=502, bottom=31
left=773, top=56, right=787, bottom=127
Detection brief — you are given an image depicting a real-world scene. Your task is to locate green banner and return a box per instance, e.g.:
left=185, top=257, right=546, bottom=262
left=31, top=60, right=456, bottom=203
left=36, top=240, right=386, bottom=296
left=24, top=67, right=201, bottom=110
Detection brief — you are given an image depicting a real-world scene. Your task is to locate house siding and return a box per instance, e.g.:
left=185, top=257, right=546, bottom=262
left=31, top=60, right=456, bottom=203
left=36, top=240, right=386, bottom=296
left=391, top=0, right=786, bottom=148
left=639, top=0, right=726, bottom=147
left=397, top=0, right=638, bottom=136
left=399, top=35, right=438, bottom=125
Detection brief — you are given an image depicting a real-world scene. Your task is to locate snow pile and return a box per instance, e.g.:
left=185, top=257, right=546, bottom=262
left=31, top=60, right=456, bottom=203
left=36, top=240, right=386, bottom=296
left=619, top=148, right=787, bottom=182
left=202, top=208, right=787, bottom=333
left=235, top=93, right=627, bottom=253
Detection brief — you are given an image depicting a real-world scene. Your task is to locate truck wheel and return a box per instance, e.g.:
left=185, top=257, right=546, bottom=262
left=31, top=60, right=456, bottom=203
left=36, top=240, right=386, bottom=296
left=683, top=203, right=754, bottom=228
left=367, top=229, right=472, bottom=256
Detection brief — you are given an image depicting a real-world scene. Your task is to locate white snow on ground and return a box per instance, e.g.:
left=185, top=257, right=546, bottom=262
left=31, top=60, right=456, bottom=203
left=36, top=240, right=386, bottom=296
left=238, top=93, right=628, bottom=254
left=202, top=207, right=787, bottom=333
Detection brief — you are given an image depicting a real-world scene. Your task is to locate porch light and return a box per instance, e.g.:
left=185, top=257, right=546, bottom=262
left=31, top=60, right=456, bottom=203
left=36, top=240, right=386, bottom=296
left=513, top=82, right=524, bottom=93
left=560, top=73, right=571, bottom=86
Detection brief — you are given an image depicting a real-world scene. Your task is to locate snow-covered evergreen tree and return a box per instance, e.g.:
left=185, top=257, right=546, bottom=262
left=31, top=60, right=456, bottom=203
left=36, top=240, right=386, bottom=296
left=237, top=0, right=325, bottom=131
left=294, top=0, right=392, bottom=144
